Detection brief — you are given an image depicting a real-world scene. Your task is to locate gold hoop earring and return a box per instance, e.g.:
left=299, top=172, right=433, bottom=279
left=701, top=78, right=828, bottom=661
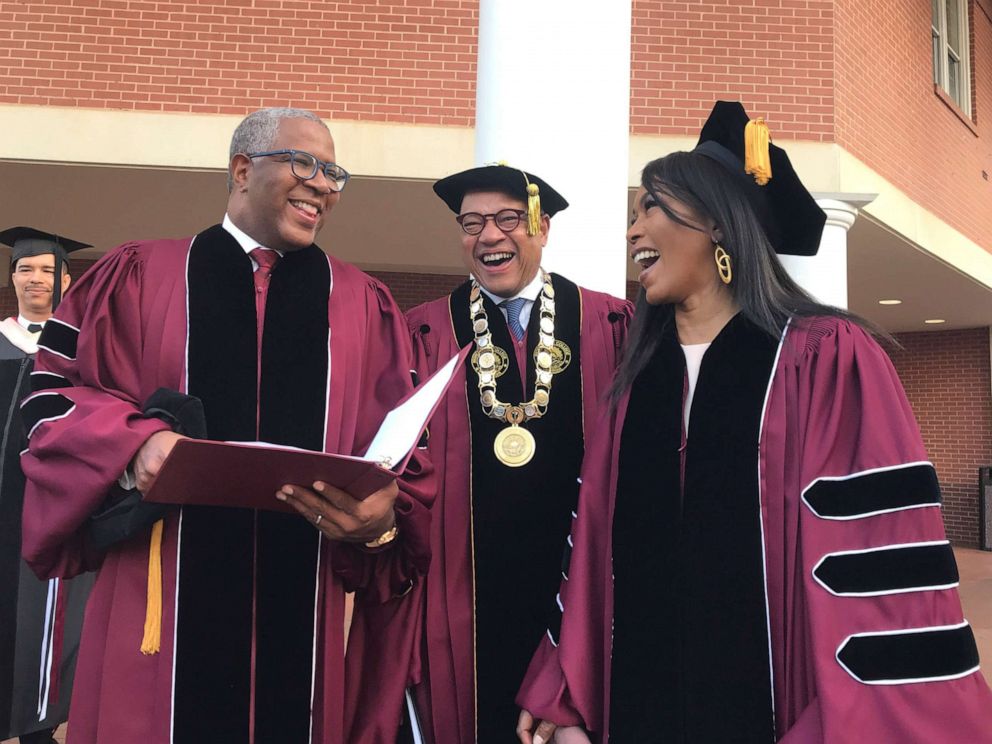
left=714, top=244, right=732, bottom=285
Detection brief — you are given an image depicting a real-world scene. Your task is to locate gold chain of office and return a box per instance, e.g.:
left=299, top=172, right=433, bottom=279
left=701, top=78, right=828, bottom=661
left=469, top=271, right=558, bottom=467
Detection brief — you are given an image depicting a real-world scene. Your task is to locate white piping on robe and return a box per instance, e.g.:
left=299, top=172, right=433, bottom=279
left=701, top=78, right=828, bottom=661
left=36, top=577, right=58, bottom=720
left=754, top=318, right=791, bottom=725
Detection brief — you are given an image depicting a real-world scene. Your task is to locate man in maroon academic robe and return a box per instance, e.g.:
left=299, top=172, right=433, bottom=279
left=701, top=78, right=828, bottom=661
left=346, top=165, right=632, bottom=742
left=19, top=108, right=433, bottom=744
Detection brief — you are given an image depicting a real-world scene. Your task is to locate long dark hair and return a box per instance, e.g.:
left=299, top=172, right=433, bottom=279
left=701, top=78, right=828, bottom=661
left=610, top=151, right=872, bottom=402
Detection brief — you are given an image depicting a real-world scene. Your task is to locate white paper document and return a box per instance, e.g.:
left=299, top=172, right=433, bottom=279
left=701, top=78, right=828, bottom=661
left=362, top=348, right=465, bottom=469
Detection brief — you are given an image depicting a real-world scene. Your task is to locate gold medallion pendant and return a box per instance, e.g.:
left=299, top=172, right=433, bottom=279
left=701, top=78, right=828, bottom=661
left=471, top=345, right=510, bottom=380
left=493, top=425, right=536, bottom=467
left=533, top=339, right=572, bottom=374
left=470, top=270, right=559, bottom=467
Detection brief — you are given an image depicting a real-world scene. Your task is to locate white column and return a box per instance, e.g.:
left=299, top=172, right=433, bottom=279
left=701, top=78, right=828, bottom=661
left=779, top=196, right=872, bottom=309
left=475, top=0, right=632, bottom=298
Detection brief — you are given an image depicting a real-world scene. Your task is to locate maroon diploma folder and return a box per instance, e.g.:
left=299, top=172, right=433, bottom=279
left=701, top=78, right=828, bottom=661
left=143, top=441, right=396, bottom=513
left=143, top=345, right=470, bottom=513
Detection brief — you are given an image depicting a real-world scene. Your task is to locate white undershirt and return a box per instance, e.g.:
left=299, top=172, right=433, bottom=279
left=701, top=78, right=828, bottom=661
left=681, top=342, right=711, bottom=435
left=476, top=270, right=545, bottom=330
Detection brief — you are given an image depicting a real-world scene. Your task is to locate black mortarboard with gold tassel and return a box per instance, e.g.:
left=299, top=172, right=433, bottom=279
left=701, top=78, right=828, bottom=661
left=433, top=163, right=569, bottom=237
left=693, top=101, right=825, bottom=256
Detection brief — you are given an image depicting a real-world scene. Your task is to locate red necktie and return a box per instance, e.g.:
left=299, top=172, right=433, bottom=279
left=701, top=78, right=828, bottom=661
left=251, top=247, right=279, bottom=291
left=250, top=248, right=279, bottom=344
left=249, top=248, right=279, bottom=435
left=248, top=247, right=281, bottom=735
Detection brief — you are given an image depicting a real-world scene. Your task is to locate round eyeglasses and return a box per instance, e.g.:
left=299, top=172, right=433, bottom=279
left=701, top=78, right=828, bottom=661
left=246, top=149, right=351, bottom=192
left=456, top=209, right=528, bottom=236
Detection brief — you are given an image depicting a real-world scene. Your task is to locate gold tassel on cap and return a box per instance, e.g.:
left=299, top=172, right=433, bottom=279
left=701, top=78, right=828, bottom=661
left=140, top=519, right=164, bottom=655
left=744, top=117, right=773, bottom=186
left=526, top=184, right=541, bottom=236
left=521, top=172, right=541, bottom=237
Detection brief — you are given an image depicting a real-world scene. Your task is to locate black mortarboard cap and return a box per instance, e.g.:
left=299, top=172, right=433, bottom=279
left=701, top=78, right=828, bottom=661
left=433, top=164, right=569, bottom=234
left=0, top=226, right=91, bottom=310
left=0, top=226, right=91, bottom=265
left=693, top=101, right=825, bottom=256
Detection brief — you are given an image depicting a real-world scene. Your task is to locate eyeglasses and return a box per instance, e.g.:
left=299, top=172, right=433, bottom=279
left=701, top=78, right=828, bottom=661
left=456, top=209, right=528, bottom=236
left=246, top=149, right=351, bottom=192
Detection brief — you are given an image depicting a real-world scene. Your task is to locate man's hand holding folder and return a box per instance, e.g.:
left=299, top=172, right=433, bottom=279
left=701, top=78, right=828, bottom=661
left=133, top=430, right=186, bottom=494
left=141, top=346, right=469, bottom=542
left=133, top=432, right=400, bottom=544
left=276, top=478, right=399, bottom=545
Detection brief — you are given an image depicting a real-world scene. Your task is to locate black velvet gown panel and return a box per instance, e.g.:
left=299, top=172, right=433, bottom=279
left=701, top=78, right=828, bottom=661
left=0, top=350, right=29, bottom=735
left=611, top=314, right=778, bottom=744
left=450, top=276, right=584, bottom=743
left=177, top=227, right=329, bottom=743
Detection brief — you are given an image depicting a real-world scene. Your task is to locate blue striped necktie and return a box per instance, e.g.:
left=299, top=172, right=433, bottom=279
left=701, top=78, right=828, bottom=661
left=501, top=297, right=527, bottom=341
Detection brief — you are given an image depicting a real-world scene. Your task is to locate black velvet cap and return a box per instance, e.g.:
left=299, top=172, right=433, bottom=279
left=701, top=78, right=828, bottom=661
left=694, top=101, right=825, bottom=256
left=0, top=226, right=91, bottom=266
left=433, top=164, right=569, bottom=216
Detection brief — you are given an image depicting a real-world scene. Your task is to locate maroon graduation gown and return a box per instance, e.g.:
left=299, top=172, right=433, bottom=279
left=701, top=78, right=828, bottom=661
left=518, top=316, right=992, bottom=743
left=19, top=226, right=434, bottom=744
left=346, top=274, right=631, bottom=743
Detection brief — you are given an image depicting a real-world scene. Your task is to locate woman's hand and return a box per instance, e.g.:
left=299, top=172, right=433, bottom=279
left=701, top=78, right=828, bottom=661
left=516, top=709, right=557, bottom=744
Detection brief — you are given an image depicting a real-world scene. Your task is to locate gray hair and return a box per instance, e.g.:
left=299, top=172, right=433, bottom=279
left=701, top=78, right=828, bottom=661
left=227, top=108, right=329, bottom=192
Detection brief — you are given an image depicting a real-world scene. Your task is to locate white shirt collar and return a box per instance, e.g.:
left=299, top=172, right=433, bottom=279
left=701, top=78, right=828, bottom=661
left=222, top=214, right=283, bottom=258
left=17, top=315, right=43, bottom=330
left=475, top=269, right=545, bottom=307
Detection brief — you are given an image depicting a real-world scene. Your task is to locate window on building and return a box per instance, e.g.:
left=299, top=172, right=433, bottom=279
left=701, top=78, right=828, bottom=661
left=932, top=0, right=972, bottom=115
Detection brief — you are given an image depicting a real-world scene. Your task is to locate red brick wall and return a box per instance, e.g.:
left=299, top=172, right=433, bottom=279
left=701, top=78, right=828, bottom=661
left=367, top=269, right=463, bottom=311
left=0, top=0, right=477, bottom=124
left=889, top=328, right=992, bottom=547
left=1, top=0, right=834, bottom=138
left=834, top=0, right=992, bottom=258
left=0, top=282, right=13, bottom=319
left=630, top=0, right=835, bottom=140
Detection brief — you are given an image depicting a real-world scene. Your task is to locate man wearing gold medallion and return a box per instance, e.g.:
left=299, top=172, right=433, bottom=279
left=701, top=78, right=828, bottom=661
left=347, top=164, right=632, bottom=743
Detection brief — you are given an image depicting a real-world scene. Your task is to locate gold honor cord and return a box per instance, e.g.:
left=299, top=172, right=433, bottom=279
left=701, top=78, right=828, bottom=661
left=470, top=271, right=558, bottom=467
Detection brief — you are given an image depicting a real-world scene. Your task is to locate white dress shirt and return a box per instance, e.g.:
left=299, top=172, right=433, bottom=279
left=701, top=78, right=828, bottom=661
left=476, top=270, right=545, bottom=331
left=222, top=214, right=283, bottom=270
left=681, top=342, right=711, bottom=435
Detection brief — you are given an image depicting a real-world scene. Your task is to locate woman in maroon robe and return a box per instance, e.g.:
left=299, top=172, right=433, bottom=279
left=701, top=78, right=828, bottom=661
left=517, top=101, right=992, bottom=743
